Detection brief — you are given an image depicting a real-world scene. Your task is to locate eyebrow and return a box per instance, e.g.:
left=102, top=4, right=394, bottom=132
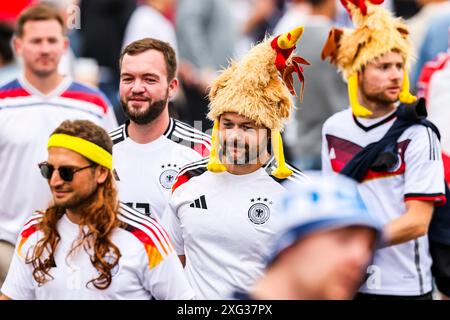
left=221, top=118, right=254, bottom=125
left=120, top=72, right=160, bottom=78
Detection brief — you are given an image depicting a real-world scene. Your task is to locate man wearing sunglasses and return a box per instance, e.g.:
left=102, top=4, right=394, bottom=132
left=0, top=119, right=194, bottom=300
left=0, top=3, right=117, bottom=288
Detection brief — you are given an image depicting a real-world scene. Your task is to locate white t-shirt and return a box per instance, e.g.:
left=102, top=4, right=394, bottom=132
left=110, top=118, right=211, bottom=219
left=0, top=77, right=117, bottom=245
left=161, top=157, right=307, bottom=299
left=322, top=107, right=446, bottom=296
left=1, top=203, right=194, bottom=300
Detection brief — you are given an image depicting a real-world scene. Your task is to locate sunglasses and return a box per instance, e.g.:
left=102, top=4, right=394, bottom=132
left=38, top=162, right=96, bottom=182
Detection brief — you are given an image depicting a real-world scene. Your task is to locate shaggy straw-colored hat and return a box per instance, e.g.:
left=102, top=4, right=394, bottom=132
left=206, top=26, right=309, bottom=179
left=321, top=0, right=416, bottom=117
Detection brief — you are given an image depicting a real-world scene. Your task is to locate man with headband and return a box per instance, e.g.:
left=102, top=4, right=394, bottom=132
left=0, top=120, right=193, bottom=300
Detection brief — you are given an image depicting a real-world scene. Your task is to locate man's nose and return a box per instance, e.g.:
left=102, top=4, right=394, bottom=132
left=389, top=67, right=403, bottom=82
left=131, top=79, right=145, bottom=93
left=227, top=127, right=244, bottom=141
left=49, top=169, right=64, bottom=187
left=38, top=40, right=52, bottom=53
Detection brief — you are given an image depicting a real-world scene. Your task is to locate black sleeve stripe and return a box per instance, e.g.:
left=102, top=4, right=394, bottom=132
left=109, top=125, right=126, bottom=145
left=172, top=129, right=211, bottom=148
left=173, top=125, right=212, bottom=143
left=426, top=127, right=433, bottom=160
left=286, top=162, right=306, bottom=177
left=178, top=158, right=209, bottom=177
left=173, top=119, right=211, bottom=140
left=404, top=193, right=445, bottom=198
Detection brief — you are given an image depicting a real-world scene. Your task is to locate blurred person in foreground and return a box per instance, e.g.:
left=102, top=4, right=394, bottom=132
left=233, top=174, right=383, bottom=300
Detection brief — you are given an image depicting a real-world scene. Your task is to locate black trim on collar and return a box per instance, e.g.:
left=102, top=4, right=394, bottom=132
left=163, top=118, right=174, bottom=137
left=124, top=120, right=130, bottom=138
left=353, top=112, right=397, bottom=132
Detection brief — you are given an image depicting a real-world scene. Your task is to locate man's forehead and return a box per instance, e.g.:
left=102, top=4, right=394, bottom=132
left=371, top=51, right=404, bottom=64
left=220, top=112, right=259, bottom=125
left=22, top=19, right=64, bottom=37
left=121, top=51, right=167, bottom=76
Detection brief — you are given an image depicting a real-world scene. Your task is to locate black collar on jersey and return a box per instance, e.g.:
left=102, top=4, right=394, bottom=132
left=352, top=111, right=397, bottom=132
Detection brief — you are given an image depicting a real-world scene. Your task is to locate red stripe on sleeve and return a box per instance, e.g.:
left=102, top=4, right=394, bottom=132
left=60, top=91, right=108, bottom=113
left=405, top=195, right=447, bottom=206
left=172, top=174, right=189, bottom=193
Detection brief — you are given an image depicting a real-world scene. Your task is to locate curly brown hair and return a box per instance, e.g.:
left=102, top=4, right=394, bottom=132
left=28, top=120, right=122, bottom=290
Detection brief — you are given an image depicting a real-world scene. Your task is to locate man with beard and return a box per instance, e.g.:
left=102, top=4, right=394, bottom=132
left=0, top=3, right=117, bottom=289
left=0, top=120, right=194, bottom=300
left=321, top=1, right=445, bottom=299
left=109, top=38, right=211, bottom=220
left=161, top=26, right=309, bottom=299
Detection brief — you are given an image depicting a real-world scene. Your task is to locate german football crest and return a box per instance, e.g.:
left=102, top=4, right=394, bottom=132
left=159, top=163, right=179, bottom=189
left=248, top=197, right=272, bottom=225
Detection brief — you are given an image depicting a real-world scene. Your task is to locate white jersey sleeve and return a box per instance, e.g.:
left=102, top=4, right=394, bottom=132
left=142, top=251, right=193, bottom=300
left=1, top=214, right=42, bottom=300
left=102, top=104, right=118, bottom=131
left=161, top=195, right=185, bottom=256
left=117, top=204, right=193, bottom=299
left=403, top=125, right=446, bottom=203
left=321, top=121, right=334, bottom=174
left=1, top=250, right=35, bottom=300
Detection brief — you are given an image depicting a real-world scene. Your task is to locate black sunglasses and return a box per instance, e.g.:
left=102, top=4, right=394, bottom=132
left=38, top=162, right=96, bottom=182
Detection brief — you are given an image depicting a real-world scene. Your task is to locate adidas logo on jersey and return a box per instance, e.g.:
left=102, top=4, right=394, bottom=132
left=190, top=195, right=208, bottom=210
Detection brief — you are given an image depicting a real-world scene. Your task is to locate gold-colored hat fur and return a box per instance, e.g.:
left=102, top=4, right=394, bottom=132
left=206, top=26, right=309, bottom=178
left=208, top=39, right=292, bottom=132
left=334, top=2, right=412, bottom=80
left=322, top=0, right=416, bottom=117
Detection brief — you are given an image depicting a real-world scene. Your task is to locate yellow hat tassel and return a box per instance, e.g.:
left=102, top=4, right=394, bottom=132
left=399, top=68, right=417, bottom=104
left=271, top=130, right=292, bottom=179
left=348, top=73, right=373, bottom=117
left=207, top=120, right=227, bottom=173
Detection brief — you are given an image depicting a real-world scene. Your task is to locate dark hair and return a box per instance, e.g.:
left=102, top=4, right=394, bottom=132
left=29, top=120, right=121, bottom=290
left=305, top=0, right=328, bottom=7
left=0, top=23, right=14, bottom=63
left=119, top=38, right=177, bottom=81
left=16, top=3, right=65, bottom=38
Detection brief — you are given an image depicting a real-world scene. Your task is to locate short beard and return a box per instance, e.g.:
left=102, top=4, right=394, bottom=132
left=55, top=186, right=98, bottom=211
left=121, top=91, right=168, bottom=125
left=360, top=85, right=398, bottom=106
left=222, top=140, right=260, bottom=165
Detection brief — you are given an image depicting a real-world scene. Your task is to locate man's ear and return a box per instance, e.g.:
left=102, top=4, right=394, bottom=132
left=168, top=77, right=179, bottom=100
left=96, top=166, right=109, bottom=184
left=63, top=36, right=69, bottom=53
left=12, top=36, right=22, bottom=57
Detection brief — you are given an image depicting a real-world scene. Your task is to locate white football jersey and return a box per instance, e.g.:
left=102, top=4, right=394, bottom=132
left=1, top=203, right=194, bottom=300
left=109, top=118, right=211, bottom=219
left=322, top=107, right=446, bottom=296
left=0, top=76, right=117, bottom=245
left=161, top=157, right=308, bottom=299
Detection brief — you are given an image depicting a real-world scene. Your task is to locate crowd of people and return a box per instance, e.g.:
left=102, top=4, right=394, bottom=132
left=0, top=0, right=449, bottom=300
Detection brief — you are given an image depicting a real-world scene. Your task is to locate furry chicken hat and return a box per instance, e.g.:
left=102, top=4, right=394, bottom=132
left=207, top=26, right=309, bottom=179
left=321, top=0, right=416, bottom=117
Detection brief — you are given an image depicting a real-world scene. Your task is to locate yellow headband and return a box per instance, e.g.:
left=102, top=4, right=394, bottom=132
left=47, top=134, right=113, bottom=170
